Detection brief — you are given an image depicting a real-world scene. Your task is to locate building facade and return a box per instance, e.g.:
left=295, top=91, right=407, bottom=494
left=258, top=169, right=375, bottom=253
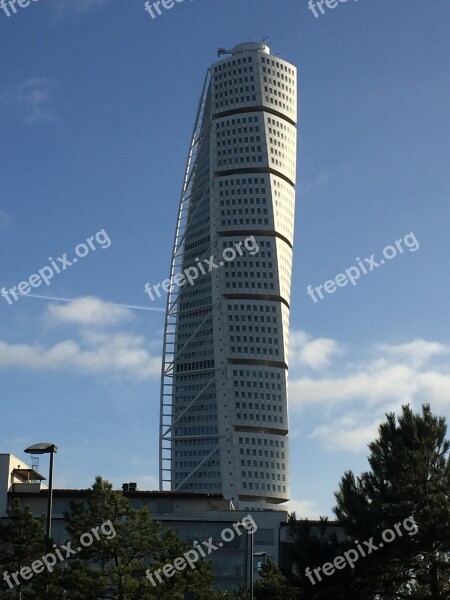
left=3, top=453, right=348, bottom=593
left=160, top=42, right=297, bottom=509
left=1, top=454, right=288, bottom=593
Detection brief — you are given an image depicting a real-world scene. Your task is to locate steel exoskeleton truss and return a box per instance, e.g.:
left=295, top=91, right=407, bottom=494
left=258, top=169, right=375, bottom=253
left=159, top=69, right=214, bottom=490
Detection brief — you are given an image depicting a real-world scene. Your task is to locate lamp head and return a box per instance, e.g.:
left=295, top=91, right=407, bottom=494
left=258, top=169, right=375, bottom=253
left=24, top=443, right=58, bottom=455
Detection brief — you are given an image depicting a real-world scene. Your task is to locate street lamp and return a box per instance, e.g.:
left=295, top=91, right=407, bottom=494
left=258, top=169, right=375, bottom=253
left=254, top=551, right=267, bottom=574
left=250, top=551, right=268, bottom=599
left=24, top=443, right=58, bottom=541
left=247, top=522, right=267, bottom=600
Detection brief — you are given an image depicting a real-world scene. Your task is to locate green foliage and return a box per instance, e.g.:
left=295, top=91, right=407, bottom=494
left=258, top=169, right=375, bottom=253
left=284, top=516, right=355, bottom=599
left=333, top=404, right=450, bottom=599
left=4, top=404, right=448, bottom=599
left=0, top=499, right=64, bottom=599
left=230, top=584, right=250, bottom=599
left=0, top=479, right=227, bottom=599
left=254, top=560, right=300, bottom=600
left=283, top=405, right=450, bottom=599
left=61, top=476, right=225, bottom=600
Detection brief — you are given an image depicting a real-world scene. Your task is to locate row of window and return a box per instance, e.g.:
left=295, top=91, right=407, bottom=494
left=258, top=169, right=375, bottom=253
left=218, top=145, right=263, bottom=156
left=177, top=319, right=212, bottom=333
left=219, top=194, right=267, bottom=202
left=214, top=76, right=255, bottom=91
left=239, top=437, right=285, bottom=448
left=174, top=437, right=219, bottom=446
left=214, top=64, right=254, bottom=79
left=242, top=471, right=286, bottom=481
left=230, top=344, right=280, bottom=356
left=176, top=349, right=214, bottom=360
left=215, top=95, right=257, bottom=110
left=175, top=459, right=220, bottom=468
left=179, top=297, right=212, bottom=310
left=177, top=414, right=217, bottom=423
left=174, top=426, right=218, bottom=436
left=181, top=482, right=221, bottom=490
left=221, top=207, right=268, bottom=216
left=230, top=335, right=279, bottom=344
left=239, top=449, right=285, bottom=463
left=228, top=302, right=276, bottom=311
left=242, top=483, right=287, bottom=493
left=184, top=235, right=210, bottom=252
left=237, top=413, right=284, bottom=424
left=175, top=359, right=214, bottom=372
left=214, top=56, right=253, bottom=71
left=264, top=75, right=294, bottom=96
left=226, top=282, right=275, bottom=291
left=268, top=116, right=295, bottom=132
left=174, top=449, right=217, bottom=457
left=234, top=379, right=281, bottom=388
left=236, top=401, right=283, bottom=411
left=232, top=369, right=281, bottom=379
left=235, top=392, right=283, bottom=402
left=265, top=83, right=295, bottom=104
left=220, top=219, right=271, bottom=227
left=262, top=64, right=294, bottom=87
left=217, top=135, right=261, bottom=146
left=225, top=271, right=274, bottom=280
left=218, top=175, right=265, bottom=185
left=260, top=55, right=294, bottom=75
left=229, top=325, right=278, bottom=333
left=175, top=470, right=221, bottom=479
left=217, top=155, right=263, bottom=167
left=175, top=370, right=214, bottom=382
left=239, top=448, right=285, bottom=459
left=215, top=85, right=256, bottom=100
left=174, top=402, right=215, bottom=413
left=228, top=315, right=278, bottom=324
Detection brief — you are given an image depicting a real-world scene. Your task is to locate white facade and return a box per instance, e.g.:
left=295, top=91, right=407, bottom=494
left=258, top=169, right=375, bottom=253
left=0, top=453, right=46, bottom=518
left=160, top=42, right=297, bottom=508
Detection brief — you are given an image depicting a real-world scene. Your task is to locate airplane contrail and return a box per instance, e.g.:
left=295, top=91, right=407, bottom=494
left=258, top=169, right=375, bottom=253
left=24, top=293, right=166, bottom=312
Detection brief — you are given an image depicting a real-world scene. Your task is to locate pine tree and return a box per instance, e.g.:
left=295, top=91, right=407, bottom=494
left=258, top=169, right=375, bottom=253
left=61, top=476, right=226, bottom=600
left=0, top=499, right=64, bottom=599
left=231, top=584, right=250, bottom=599
left=254, top=559, right=301, bottom=600
left=334, top=404, right=450, bottom=598
left=283, top=515, right=360, bottom=600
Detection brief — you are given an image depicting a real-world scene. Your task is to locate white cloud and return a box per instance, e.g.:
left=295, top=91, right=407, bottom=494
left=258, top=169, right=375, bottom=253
left=48, top=296, right=133, bottom=327
left=284, top=499, right=321, bottom=519
left=377, top=339, right=449, bottom=368
left=290, top=361, right=450, bottom=411
left=0, top=78, right=57, bottom=125
left=290, top=364, right=420, bottom=407
left=290, top=334, right=450, bottom=453
left=309, top=419, right=380, bottom=453
left=0, top=330, right=159, bottom=382
left=289, top=330, right=342, bottom=371
left=0, top=296, right=161, bottom=381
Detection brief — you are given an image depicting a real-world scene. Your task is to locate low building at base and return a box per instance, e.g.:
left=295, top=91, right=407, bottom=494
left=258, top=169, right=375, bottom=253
left=1, top=453, right=289, bottom=591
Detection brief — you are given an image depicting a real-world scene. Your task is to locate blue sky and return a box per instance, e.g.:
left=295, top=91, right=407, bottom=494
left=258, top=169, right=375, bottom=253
left=1, top=0, right=449, bottom=518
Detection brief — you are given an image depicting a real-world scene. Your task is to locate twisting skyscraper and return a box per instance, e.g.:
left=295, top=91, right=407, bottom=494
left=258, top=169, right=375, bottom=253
left=160, top=42, right=297, bottom=509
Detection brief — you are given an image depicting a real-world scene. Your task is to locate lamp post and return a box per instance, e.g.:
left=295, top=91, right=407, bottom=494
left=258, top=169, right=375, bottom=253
left=254, top=551, right=267, bottom=574
left=247, top=518, right=267, bottom=600
left=249, top=523, right=254, bottom=600
left=24, top=443, right=58, bottom=541
left=251, top=551, right=267, bottom=599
